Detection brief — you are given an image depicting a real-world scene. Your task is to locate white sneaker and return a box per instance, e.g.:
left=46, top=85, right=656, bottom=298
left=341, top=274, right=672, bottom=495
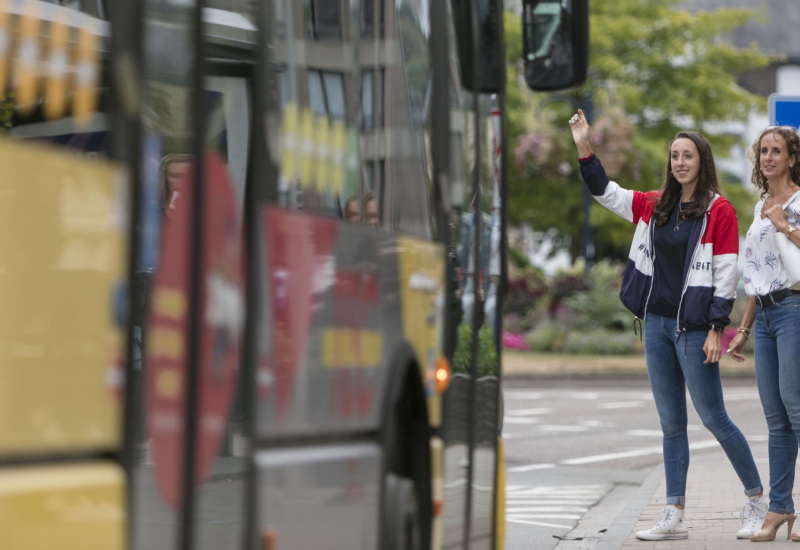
left=736, top=496, right=768, bottom=539
left=635, top=505, right=688, bottom=540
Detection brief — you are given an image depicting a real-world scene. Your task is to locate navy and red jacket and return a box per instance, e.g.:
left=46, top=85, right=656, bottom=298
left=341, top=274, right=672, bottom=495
left=580, top=154, right=738, bottom=331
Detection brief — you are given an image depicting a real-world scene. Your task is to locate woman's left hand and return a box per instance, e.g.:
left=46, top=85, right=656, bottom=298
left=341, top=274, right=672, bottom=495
left=764, top=204, right=789, bottom=228
left=703, top=330, right=722, bottom=364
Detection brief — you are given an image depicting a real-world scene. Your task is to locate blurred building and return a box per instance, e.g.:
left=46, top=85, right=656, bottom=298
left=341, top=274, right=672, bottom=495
left=683, top=0, right=800, bottom=185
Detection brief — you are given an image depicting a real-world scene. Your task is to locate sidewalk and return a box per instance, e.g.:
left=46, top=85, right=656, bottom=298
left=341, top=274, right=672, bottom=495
left=596, top=443, right=782, bottom=550
left=502, top=351, right=777, bottom=549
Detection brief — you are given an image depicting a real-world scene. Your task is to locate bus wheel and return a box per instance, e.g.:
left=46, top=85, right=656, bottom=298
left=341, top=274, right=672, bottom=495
left=384, top=473, right=422, bottom=550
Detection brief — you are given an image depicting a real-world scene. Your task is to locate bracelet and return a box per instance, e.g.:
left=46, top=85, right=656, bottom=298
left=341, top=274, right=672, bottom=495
left=736, top=327, right=751, bottom=337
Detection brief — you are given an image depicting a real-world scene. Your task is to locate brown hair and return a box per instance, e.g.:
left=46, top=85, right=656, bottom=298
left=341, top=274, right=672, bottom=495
left=651, top=131, right=723, bottom=226
left=748, top=126, right=800, bottom=198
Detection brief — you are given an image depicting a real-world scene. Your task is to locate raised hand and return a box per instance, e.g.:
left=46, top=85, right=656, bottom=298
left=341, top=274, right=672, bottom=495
left=568, top=109, right=593, bottom=158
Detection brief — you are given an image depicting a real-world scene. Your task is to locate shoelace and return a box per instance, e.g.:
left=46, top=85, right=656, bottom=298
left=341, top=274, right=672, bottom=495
left=652, top=508, right=674, bottom=530
left=738, top=501, right=766, bottom=531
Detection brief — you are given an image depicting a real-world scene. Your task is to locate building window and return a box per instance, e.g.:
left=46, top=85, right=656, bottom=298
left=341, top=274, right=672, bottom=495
left=308, top=70, right=346, bottom=121
left=377, top=68, right=384, bottom=128
left=277, top=70, right=289, bottom=108
left=311, top=0, right=340, bottom=39
left=361, top=0, right=373, bottom=36
left=361, top=70, right=373, bottom=130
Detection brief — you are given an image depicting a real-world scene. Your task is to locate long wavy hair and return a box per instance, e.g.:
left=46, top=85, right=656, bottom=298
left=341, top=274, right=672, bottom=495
left=651, top=131, right=722, bottom=227
left=748, top=126, right=800, bottom=198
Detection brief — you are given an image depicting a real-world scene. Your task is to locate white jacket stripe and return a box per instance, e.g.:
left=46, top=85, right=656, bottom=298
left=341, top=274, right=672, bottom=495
left=594, top=180, right=634, bottom=222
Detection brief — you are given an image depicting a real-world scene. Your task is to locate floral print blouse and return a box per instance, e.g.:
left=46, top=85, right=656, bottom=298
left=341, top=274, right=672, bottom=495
left=743, top=191, right=800, bottom=296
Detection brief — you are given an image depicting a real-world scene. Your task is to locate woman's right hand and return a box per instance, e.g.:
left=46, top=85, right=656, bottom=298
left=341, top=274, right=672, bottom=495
left=568, top=109, right=593, bottom=158
left=726, top=332, right=748, bottom=363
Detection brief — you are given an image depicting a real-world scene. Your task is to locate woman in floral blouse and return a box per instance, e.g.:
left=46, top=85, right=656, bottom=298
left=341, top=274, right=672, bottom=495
left=728, top=126, right=800, bottom=542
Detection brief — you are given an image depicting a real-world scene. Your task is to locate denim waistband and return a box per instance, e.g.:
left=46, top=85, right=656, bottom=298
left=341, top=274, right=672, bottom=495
left=755, top=288, right=800, bottom=309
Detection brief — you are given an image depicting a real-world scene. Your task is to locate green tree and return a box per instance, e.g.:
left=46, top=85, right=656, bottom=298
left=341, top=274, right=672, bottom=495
left=506, top=1, right=773, bottom=262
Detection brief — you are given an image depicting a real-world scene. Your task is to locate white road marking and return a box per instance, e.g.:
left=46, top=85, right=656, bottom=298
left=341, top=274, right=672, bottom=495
left=506, top=484, right=608, bottom=530
left=503, top=391, right=545, bottom=399
left=503, top=417, right=541, bottom=424
left=626, top=429, right=663, bottom=437
left=557, top=392, right=601, bottom=400
left=538, top=425, right=590, bottom=433
left=599, top=401, right=644, bottom=409
left=578, top=420, right=617, bottom=427
left=560, top=439, right=720, bottom=465
left=506, top=408, right=552, bottom=416
left=510, top=507, right=588, bottom=513
left=508, top=463, right=556, bottom=473
left=506, top=518, right=574, bottom=529
left=502, top=430, right=541, bottom=440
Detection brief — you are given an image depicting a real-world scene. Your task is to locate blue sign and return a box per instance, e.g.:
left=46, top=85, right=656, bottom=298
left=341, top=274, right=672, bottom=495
left=769, top=94, right=800, bottom=129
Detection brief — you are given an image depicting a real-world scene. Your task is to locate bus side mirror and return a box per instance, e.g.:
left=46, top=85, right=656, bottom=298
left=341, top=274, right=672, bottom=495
left=522, top=0, right=588, bottom=91
left=451, top=0, right=502, bottom=94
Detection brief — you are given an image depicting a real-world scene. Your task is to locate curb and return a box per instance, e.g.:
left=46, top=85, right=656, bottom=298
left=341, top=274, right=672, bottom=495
left=502, top=370, right=757, bottom=382
left=594, top=464, right=664, bottom=550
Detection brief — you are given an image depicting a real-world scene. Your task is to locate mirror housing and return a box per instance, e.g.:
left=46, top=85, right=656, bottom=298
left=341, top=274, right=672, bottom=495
left=451, top=0, right=502, bottom=94
left=522, top=0, right=588, bottom=91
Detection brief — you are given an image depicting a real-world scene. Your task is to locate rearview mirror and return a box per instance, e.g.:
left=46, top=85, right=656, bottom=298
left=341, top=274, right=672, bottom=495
left=451, top=0, right=502, bottom=94
left=522, top=0, right=588, bottom=91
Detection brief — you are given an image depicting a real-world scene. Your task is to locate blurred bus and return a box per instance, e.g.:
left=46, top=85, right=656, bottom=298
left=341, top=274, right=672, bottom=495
left=0, top=1, right=587, bottom=549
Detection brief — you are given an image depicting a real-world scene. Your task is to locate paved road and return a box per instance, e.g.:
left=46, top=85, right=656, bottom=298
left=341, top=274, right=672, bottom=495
left=502, top=376, right=765, bottom=550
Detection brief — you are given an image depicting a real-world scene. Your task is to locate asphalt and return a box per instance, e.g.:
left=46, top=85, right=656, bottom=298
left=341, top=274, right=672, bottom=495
left=500, top=351, right=792, bottom=550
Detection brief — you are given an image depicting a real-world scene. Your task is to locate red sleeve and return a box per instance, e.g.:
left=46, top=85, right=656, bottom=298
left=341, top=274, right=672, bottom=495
left=708, top=200, right=739, bottom=255
left=630, top=191, right=659, bottom=224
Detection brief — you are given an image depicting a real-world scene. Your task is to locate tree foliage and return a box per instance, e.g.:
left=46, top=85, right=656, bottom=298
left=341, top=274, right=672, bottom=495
left=505, top=1, right=773, bottom=262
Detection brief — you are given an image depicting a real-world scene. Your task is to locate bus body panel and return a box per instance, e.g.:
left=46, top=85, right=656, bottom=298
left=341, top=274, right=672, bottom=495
left=256, top=442, right=381, bottom=550
left=257, top=206, right=409, bottom=437
left=0, top=139, right=125, bottom=456
left=396, top=235, right=445, bottom=426
left=0, top=462, right=125, bottom=549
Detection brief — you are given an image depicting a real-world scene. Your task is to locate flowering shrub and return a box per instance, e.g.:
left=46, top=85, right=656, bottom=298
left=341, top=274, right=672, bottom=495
left=502, top=331, right=529, bottom=350
left=514, top=106, right=639, bottom=181
left=525, top=321, right=568, bottom=352
left=562, top=329, right=639, bottom=355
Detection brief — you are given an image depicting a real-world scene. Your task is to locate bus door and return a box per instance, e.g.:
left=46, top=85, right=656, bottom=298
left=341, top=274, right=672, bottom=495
left=132, top=3, right=252, bottom=550
left=438, top=2, right=505, bottom=549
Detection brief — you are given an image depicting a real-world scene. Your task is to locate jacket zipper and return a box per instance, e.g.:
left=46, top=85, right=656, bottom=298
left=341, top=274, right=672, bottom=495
left=634, top=221, right=657, bottom=340
left=674, top=212, right=708, bottom=355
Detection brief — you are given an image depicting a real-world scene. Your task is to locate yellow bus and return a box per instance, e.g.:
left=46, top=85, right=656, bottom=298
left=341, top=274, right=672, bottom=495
left=0, top=0, right=587, bottom=549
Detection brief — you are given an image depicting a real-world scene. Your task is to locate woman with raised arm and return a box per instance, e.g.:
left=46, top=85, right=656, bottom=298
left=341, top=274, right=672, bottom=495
left=726, top=126, right=800, bottom=542
left=568, top=109, right=765, bottom=541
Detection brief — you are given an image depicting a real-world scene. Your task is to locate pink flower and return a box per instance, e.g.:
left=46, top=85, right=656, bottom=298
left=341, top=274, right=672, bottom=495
left=503, top=331, right=529, bottom=350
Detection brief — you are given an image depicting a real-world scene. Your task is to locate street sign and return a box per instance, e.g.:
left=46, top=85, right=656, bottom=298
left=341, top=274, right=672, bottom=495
left=769, top=94, right=800, bottom=129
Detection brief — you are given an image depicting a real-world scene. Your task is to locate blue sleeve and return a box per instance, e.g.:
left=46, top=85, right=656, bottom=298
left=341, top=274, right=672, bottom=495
left=579, top=154, right=610, bottom=197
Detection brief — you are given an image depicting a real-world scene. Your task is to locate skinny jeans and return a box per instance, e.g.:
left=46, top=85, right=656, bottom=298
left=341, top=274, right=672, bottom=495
left=644, top=313, right=763, bottom=505
left=753, top=293, right=800, bottom=514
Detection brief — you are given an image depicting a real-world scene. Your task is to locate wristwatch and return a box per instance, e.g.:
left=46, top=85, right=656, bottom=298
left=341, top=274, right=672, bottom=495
left=788, top=225, right=797, bottom=236
left=710, top=325, right=723, bottom=334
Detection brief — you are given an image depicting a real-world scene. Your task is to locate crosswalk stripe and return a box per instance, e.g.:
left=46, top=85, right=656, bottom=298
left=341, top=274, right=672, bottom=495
left=505, top=484, right=609, bottom=530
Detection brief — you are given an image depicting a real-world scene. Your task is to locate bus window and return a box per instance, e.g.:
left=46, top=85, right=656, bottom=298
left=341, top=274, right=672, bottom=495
left=523, top=0, right=589, bottom=91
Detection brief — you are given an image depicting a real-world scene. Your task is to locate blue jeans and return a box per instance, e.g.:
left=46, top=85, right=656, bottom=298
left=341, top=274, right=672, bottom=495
left=754, top=293, right=800, bottom=514
left=644, top=313, right=763, bottom=505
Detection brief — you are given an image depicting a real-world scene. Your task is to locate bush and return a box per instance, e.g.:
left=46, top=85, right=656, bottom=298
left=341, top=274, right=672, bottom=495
left=525, top=321, right=568, bottom=352
left=562, top=329, right=639, bottom=355
left=508, top=245, right=531, bottom=269
left=564, top=260, right=630, bottom=330
left=453, top=322, right=499, bottom=377
left=547, top=271, right=589, bottom=319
